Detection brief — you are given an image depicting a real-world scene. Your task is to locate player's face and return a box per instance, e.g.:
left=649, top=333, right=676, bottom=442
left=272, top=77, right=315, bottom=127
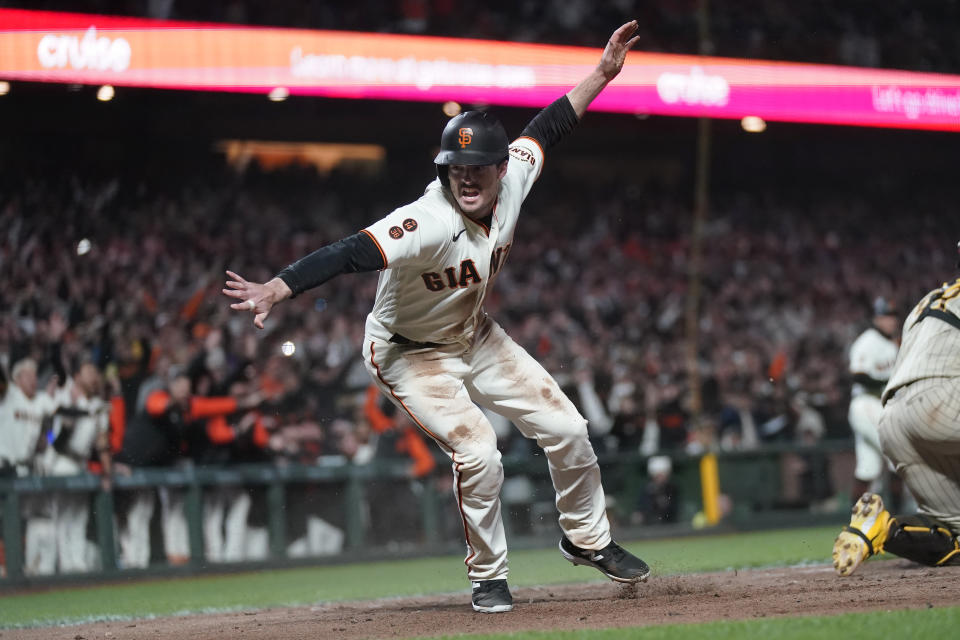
left=875, top=314, right=899, bottom=337
left=448, top=160, right=507, bottom=219
left=15, top=367, right=37, bottom=399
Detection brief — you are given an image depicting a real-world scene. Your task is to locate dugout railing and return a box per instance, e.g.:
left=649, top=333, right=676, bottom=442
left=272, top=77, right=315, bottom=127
left=0, top=440, right=857, bottom=587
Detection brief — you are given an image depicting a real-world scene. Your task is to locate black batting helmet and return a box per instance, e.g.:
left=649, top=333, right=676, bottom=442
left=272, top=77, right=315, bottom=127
left=434, top=111, right=509, bottom=187
left=873, top=296, right=897, bottom=317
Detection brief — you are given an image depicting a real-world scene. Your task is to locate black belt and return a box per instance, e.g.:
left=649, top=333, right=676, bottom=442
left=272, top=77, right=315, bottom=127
left=389, top=333, right=442, bottom=348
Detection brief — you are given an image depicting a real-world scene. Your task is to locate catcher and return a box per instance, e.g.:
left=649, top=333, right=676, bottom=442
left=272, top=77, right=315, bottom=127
left=833, top=242, right=960, bottom=575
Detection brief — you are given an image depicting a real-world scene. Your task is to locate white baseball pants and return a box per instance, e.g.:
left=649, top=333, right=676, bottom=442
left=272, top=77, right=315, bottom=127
left=54, top=491, right=90, bottom=573
left=879, top=377, right=960, bottom=532
left=159, top=487, right=189, bottom=562
left=363, top=314, right=611, bottom=581
left=848, top=394, right=887, bottom=483
left=203, top=487, right=251, bottom=563
left=119, top=489, right=155, bottom=569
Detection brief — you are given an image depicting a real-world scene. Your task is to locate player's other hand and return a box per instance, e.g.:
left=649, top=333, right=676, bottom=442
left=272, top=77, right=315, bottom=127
left=223, top=270, right=292, bottom=330
left=598, top=20, right=640, bottom=81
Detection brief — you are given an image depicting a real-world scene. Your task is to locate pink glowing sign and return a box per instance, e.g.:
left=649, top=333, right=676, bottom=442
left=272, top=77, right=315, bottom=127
left=1, top=9, right=959, bottom=131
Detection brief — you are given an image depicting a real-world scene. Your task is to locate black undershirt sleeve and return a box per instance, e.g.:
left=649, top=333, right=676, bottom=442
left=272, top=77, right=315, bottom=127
left=275, top=231, right=385, bottom=298
left=851, top=373, right=887, bottom=396
left=520, top=95, right=580, bottom=150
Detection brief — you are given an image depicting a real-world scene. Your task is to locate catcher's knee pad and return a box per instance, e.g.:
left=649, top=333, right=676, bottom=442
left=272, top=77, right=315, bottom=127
left=884, top=514, right=960, bottom=567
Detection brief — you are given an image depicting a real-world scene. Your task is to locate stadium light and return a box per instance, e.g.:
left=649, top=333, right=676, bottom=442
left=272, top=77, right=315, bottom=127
left=96, top=84, right=114, bottom=101
left=0, top=81, right=9, bottom=95
left=268, top=87, right=289, bottom=102
left=741, top=116, right=767, bottom=133
left=442, top=101, right=462, bottom=117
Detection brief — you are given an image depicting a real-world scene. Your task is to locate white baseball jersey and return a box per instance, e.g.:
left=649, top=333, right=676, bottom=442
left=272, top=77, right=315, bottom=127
left=0, top=385, right=58, bottom=472
left=848, top=325, right=898, bottom=482
left=849, top=327, right=898, bottom=397
left=47, top=382, right=109, bottom=476
left=361, top=136, right=543, bottom=344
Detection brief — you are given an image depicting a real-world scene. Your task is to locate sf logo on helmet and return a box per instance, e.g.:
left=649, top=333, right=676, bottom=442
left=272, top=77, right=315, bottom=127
left=458, top=127, right=473, bottom=148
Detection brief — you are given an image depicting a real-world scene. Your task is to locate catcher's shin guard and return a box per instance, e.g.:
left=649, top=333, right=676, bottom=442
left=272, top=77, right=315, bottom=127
left=884, top=514, right=960, bottom=567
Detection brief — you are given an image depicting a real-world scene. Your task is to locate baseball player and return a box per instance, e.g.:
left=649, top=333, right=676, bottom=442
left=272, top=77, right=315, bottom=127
left=0, top=358, right=60, bottom=575
left=833, top=243, right=960, bottom=576
left=45, top=362, right=113, bottom=573
left=846, top=297, right=900, bottom=500
left=225, top=21, right=649, bottom=612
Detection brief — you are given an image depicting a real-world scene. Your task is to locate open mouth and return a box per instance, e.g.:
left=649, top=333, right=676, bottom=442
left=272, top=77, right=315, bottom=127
left=460, top=187, right=480, bottom=205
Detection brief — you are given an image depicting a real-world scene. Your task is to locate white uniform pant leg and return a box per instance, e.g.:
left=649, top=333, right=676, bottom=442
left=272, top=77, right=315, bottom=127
left=879, top=377, right=960, bottom=532
left=24, top=495, right=56, bottom=576
left=363, top=335, right=507, bottom=582
left=848, top=394, right=886, bottom=483
left=159, top=487, right=189, bottom=561
left=465, top=317, right=611, bottom=550
left=55, top=491, right=90, bottom=573
left=203, top=488, right=226, bottom=563
left=120, top=489, right=155, bottom=569
left=223, top=488, right=250, bottom=562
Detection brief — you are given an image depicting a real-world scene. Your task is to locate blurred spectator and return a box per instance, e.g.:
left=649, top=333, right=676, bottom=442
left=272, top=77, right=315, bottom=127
left=113, top=372, right=257, bottom=566
left=360, top=386, right=436, bottom=546
left=644, top=379, right=691, bottom=453
left=633, top=455, right=679, bottom=525
left=779, top=391, right=833, bottom=509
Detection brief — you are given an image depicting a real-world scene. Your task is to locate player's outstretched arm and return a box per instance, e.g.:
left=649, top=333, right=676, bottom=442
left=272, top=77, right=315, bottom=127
left=519, top=21, right=639, bottom=152
left=224, top=231, right=385, bottom=329
left=223, top=270, right=292, bottom=330
left=566, top=20, right=639, bottom=118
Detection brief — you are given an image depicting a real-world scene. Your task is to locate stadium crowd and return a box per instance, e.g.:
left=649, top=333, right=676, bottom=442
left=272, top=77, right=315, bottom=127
left=5, top=0, right=958, bottom=74
left=2, top=142, right=956, bottom=574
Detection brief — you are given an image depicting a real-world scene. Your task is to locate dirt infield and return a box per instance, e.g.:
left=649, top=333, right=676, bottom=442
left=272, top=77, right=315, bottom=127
left=9, top=561, right=960, bottom=640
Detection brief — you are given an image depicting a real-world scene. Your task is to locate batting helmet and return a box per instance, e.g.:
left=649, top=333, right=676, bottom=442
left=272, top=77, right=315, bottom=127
left=873, top=296, right=897, bottom=317
left=434, top=111, right=509, bottom=187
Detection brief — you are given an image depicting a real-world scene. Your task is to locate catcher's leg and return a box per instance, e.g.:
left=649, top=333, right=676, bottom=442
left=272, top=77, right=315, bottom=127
left=884, top=514, right=960, bottom=567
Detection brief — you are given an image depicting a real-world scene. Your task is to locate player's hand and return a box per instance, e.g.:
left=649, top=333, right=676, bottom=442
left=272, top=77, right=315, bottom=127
left=223, top=270, right=291, bottom=330
left=598, top=20, right=640, bottom=81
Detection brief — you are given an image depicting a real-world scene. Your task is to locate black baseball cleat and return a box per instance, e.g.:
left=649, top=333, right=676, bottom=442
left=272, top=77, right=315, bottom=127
left=559, top=536, right=650, bottom=583
left=471, top=579, right=514, bottom=613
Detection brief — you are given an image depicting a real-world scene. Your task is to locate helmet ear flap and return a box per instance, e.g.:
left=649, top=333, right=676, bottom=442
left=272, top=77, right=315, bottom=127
left=437, top=165, right=450, bottom=188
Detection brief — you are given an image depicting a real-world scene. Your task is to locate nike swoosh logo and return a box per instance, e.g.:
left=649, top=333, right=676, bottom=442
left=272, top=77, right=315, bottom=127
left=452, top=228, right=467, bottom=241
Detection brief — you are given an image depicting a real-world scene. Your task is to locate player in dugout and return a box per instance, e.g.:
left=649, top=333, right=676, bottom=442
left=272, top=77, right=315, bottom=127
left=833, top=241, right=960, bottom=576
left=225, top=21, right=650, bottom=612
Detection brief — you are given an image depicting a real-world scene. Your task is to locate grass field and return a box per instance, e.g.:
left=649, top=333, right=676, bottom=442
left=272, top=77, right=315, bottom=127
left=428, top=608, right=960, bottom=640
left=2, top=524, right=957, bottom=638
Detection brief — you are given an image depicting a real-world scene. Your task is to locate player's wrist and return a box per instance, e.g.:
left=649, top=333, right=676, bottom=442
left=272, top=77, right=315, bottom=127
left=265, top=277, right=293, bottom=303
